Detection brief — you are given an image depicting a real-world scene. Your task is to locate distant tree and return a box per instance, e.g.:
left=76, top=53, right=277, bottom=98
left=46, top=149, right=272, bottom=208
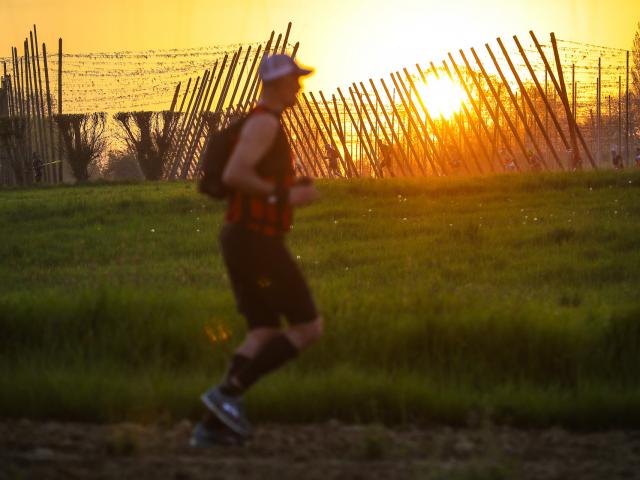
left=102, top=150, right=143, bottom=181
left=113, top=111, right=178, bottom=180
left=54, top=113, right=107, bottom=182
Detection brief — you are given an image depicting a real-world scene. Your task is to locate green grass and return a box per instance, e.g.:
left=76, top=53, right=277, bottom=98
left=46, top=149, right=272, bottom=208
left=1, top=171, right=640, bottom=427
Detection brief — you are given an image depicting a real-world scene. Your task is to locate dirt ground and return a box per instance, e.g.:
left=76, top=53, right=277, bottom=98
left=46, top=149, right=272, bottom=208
left=1, top=420, right=640, bottom=480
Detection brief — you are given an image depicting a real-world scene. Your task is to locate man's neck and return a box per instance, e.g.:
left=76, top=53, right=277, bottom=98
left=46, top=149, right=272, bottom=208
left=257, top=95, right=285, bottom=114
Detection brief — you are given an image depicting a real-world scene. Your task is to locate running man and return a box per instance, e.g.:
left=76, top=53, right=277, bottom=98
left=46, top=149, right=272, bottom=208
left=192, top=54, right=322, bottom=447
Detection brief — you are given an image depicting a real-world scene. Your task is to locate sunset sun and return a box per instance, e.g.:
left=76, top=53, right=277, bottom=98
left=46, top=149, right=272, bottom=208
left=412, top=76, right=467, bottom=119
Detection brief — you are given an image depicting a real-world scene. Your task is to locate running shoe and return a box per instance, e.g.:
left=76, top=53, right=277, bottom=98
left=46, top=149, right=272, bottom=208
left=200, top=386, right=252, bottom=438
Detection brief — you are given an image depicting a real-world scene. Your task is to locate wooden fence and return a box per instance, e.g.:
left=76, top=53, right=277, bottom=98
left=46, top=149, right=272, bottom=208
left=0, top=26, right=63, bottom=186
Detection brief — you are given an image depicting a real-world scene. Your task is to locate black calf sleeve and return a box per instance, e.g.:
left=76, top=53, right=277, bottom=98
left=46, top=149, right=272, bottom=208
left=233, top=334, right=298, bottom=394
left=227, top=353, right=252, bottom=379
left=219, top=353, right=252, bottom=396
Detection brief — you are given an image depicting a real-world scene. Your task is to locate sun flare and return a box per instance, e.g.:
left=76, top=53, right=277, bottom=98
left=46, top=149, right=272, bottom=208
left=412, top=76, right=466, bottom=120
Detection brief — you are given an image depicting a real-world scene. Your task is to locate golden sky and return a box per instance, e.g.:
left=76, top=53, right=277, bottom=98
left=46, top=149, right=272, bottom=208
left=2, top=0, right=639, bottom=92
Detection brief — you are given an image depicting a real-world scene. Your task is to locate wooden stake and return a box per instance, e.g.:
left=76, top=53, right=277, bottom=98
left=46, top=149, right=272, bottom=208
left=318, top=91, right=358, bottom=176
left=402, top=68, right=455, bottom=174
left=513, top=36, right=570, bottom=150
left=440, top=61, right=496, bottom=173
left=308, top=91, right=350, bottom=176
left=349, top=85, right=388, bottom=176
left=336, top=87, right=380, bottom=177
left=379, top=78, right=426, bottom=175
left=392, top=72, right=441, bottom=173
left=496, top=38, right=561, bottom=170
left=450, top=52, right=519, bottom=170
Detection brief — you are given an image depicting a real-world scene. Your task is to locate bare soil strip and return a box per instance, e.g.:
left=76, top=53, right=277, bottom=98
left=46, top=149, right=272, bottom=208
left=2, top=420, right=640, bottom=479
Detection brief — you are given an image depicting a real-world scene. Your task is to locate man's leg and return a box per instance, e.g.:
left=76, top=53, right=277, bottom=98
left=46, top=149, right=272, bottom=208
left=218, top=327, right=280, bottom=395
left=224, top=317, right=323, bottom=395
left=200, top=327, right=279, bottom=430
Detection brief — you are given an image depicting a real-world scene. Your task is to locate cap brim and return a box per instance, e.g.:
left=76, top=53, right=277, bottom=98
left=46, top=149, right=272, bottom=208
left=295, top=67, right=313, bottom=77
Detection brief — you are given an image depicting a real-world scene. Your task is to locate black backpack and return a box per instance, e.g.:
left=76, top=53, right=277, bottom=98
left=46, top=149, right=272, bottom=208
left=198, top=115, right=247, bottom=199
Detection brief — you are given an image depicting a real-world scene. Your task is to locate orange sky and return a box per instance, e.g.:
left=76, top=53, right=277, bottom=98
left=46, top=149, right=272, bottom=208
left=2, top=0, right=639, bottom=92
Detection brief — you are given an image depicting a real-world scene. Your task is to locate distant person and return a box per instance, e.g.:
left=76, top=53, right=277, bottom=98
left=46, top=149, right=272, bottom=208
left=191, top=54, right=322, bottom=448
left=526, top=150, right=542, bottom=172
left=293, top=155, right=305, bottom=176
left=613, top=153, right=624, bottom=170
left=324, top=142, right=341, bottom=177
left=377, top=141, right=394, bottom=177
left=448, top=151, right=461, bottom=171
left=634, top=147, right=640, bottom=168
left=568, top=148, right=582, bottom=171
left=503, top=157, right=517, bottom=171
left=31, top=152, right=44, bottom=183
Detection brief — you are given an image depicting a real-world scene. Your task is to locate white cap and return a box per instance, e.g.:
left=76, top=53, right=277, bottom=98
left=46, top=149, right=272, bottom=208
left=259, top=54, right=313, bottom=82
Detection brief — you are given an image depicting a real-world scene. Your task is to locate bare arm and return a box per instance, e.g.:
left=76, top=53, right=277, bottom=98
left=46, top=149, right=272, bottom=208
left=222, top=111, right=320, bottom=206
left=222, top=113, right=280, bottom=196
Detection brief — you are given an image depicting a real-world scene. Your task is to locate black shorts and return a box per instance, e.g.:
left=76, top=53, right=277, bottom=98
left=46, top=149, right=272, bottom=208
left=220, top=223, right=318, bottom=329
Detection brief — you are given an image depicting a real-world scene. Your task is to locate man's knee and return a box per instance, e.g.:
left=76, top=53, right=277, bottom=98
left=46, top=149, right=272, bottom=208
left=237, top=327, right=281, bottom=356
left=287, top=316, right=323, bottom=350
left=247, top=327, right=280, bottom=341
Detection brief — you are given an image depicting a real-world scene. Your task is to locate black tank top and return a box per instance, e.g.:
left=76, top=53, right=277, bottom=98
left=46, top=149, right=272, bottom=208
left=225, top=106, right=294, bottom=236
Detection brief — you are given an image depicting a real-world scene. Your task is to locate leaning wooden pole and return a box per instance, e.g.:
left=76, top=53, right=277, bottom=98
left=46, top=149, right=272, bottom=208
left=42, top=42, right=57, bottom=183
left=30, top=30, right=49, bottom=181
left=625, top=50, right=629, bottom=164
left=57, top=38, right=63, bottom=180
left=337, top=87, right=381, bottom=177
left=448, top=53, right=518, bottom=170
left=25, top=38, right=37, bottom=180
left=531, top=32, right=596, bottom=169
left=490, top=40, right=560, bottom=171
left=358, top=81, right=406, bottom=176
left=182, top=67, right=219, bottom=178
left=379, top=78, right=427, bottom=175
left=550, top=33, right=596, bottom=169
left=318, top=91, right=358, bottom=176
left=301, top=92, right=345, bottom=175
left=167, top=74, right=202, bottom=178
left=401, top=69, right=456, bottom=174
left=422, top=64, right=474, bottom=174
left=291, top=101, right=329, bottom=175
left=513, top=35, right=570, bottom=150
left=470, top=47, right=532, bottom=171
left=172, top=70, right=210, bottom=177
left=283, top=108, right=320, bottom=176
left=174, top=69, right=211, bottom=178
left=242, top=32, right=274, bottom=112
left=464, top=48, right=529, bottom=171
left=392, top=71, right=442, bottom=174
left=440, top=61, right=496, bottom=173
left=226, top=46, right=252, bottom=111
left=12, top=48, right=22, bottom=117
left=308, top=91, right=350, bottom=176
left=236, top=45, right=262, bottom=110
left=280, top=22, right=292, bottom=55
left=432, top=64, right=488, bottom=174
left=247, top=33, right=282, bottom=109
left=495, top=38, right=561, bottom=170
left=349, top=85, right=388, bottom=177
left=366, top=80, right=414, bottom=176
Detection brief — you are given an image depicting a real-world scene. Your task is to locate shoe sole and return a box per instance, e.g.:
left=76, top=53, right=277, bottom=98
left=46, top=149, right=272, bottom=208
left=200, top=393, right=251, bottom=438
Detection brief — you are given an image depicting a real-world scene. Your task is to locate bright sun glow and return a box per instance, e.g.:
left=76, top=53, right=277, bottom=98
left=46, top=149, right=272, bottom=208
left=412, top=76, right=467, bottom=119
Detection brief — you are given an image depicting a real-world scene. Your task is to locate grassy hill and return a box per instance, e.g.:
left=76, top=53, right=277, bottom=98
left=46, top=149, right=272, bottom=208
left=1, top=171, right=640, bottom=427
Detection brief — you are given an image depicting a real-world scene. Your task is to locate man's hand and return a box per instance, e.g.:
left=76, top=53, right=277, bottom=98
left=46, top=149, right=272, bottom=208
left=289, top=184, right=319, bottom=207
